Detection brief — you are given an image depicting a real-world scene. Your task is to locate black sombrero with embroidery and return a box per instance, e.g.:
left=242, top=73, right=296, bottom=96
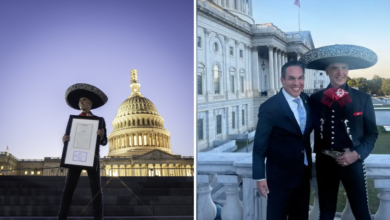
left=299, top=44, right=378, bottom=70
left=65, top=83, right=108, bottom=110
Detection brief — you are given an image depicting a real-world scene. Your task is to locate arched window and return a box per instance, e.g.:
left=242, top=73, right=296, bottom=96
left=213, top=65, right=220, bottom=94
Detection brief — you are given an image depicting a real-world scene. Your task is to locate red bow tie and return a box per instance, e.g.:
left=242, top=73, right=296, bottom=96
left=79, top=112, right=93, bottom=117
left=321, top=88, right=352, bottom=107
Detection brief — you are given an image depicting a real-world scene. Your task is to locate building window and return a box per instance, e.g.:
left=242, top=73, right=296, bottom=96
left=234, top=0, right=237, bottom=9
left=230, top=75, right=235, bottom=92
left=213, top=65, right=220, bottom=94
left=0, top=166, right=3, bottom=170
left=320, top=72, right=323, bottom=76
left=232, top=112, right=235, bottom=129
left=214, top=42, right=218, bottom=52
left=37, top=171, right=41, bottom=175
left=198, top=119, right=203, bottom=140
left=197, top=36, right=202, bottom=48
left=197, top=73, right=203, bottom=95
left=320, top=84, right=323, bottom=88
left=242, top=109, right=245, bottom=125
left=240, top=50, right=243, bottom=58
left=230, top=46, right=234, bottom=56
left=217, top=115, right=222, bottom=134
left=240, top=76, right=244, bottom=93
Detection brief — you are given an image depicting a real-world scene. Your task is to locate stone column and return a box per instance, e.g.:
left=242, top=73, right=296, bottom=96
left=246, top=45, right=252, bottom=94
left=374, top=179, right=390, bottom=220
left=273, top=48, right=278, bottom=93
left=197, top=174, right=217, bottom=220
left=251, top=46, right=260, bottom=96
left=109, top=138, right=113, bottom=151
left=220, top=175, right=243, bottom=220
left=268, top=46, right=275, bottom=95
left=277, top=50, right=282, bottom=90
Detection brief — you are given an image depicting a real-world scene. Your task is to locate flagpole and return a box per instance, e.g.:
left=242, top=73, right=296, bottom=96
left=298, top=5, right=301, bottom=31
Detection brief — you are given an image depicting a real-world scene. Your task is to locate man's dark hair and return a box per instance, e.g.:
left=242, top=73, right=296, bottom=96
left=281, top=61, right=305, bottom=78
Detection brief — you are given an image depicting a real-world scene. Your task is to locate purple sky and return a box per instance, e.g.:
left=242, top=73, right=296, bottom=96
left=253, top=0, right=390, bottom=79
left=0, top=0, right=194, bottom=159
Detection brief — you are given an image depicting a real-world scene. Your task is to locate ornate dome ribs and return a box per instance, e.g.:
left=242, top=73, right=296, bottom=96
left=112, top=115, right=164, bottom=131
left=116, top=96, right=160, bottom=117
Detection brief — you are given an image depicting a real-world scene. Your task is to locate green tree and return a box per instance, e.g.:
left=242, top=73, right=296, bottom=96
left=367, top=75, right=383, bottom=95
left=354, top=77, right=368, bottom=92
left=381, top=78, right=390, bottom=95
left=347, top=78, right=357, bottom=88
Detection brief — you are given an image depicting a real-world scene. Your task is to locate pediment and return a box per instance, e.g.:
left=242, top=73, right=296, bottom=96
left=134, top=150, right=179, bottom=160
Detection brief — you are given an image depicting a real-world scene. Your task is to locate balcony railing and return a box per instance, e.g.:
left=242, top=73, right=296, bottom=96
left=197, top=153, right=390, bottom=220
left=253, top=23, right=287, bottom=41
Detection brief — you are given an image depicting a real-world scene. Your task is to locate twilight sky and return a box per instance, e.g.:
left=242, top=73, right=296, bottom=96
left=0, top=0, right=194, bottom=159
left=252, top=0, right=390, bottom=79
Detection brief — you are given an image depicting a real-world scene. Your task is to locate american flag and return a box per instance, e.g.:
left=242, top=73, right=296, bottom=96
left=294, top=0, right=300, bottom=8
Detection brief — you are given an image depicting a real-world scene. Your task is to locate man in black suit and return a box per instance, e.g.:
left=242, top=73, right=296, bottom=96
left=300, top=44, right=378, bottom=220
left=58, top=83, right=108, bottom=220
left=252, top=61, right=312, bottom=220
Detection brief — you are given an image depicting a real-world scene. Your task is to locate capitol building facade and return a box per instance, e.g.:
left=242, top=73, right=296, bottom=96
left=197, top=0, right=322, bottom=151
left=0, top=70, right=194, bottom=177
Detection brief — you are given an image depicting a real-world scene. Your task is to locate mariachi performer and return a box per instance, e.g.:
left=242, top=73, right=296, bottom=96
left=58, top=83, right=108, bottom=220
left=299, top=44, right=378, bottom=220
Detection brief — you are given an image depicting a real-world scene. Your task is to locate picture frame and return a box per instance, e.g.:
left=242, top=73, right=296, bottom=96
left=60, top=115, right=103, bottom=170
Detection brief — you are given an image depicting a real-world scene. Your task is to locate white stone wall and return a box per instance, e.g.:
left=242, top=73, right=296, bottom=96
left=314, top=70, right=330, bottom=89
left=197, top=11, right=256, bottom=151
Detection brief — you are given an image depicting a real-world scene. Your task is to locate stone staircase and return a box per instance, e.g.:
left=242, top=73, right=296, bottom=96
left=0, top=176, right=193, bottom=219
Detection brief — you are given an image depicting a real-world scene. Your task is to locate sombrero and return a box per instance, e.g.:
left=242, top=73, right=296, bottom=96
left=299, top=44, right=377, bottom=70
left=65, top=83, right=108, bottom=110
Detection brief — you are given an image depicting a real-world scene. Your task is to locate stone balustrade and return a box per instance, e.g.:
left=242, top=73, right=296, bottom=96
left=253, top=23, right=287, bottom=41
left=197, top=153, right=390, bottom=220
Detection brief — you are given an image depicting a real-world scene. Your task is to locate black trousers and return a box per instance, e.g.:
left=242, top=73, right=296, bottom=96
left=57, top=164, right=103, bottom=220
left=267, top=166, right=311, bottom=220
left=316, top=154, right=371, bottom=220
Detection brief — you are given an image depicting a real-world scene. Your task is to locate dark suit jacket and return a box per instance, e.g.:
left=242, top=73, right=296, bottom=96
left=309, top=84, right=378, bottom=160
left=252, top=91, right=312, bottom=188
left=89, top=112, right=108, bottom=146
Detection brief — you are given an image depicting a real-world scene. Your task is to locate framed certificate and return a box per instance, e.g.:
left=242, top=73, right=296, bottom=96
left=60, top=115, right=103, bottom=170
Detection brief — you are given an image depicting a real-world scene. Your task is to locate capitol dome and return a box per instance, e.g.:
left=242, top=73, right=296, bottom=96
left=116, top=96, right=160, bottom=117
left=108, top=69, right=172, bottom=157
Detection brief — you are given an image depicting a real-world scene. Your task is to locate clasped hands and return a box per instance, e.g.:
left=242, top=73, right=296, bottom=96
left=335, top=148, right=359, bottom=167
left=62, top=129, right=104, bottom=142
